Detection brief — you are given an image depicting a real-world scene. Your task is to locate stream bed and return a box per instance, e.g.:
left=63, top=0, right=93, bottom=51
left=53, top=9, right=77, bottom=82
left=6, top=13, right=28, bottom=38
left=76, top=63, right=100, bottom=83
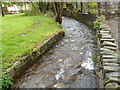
left=14, top=17, right=98, bottom=88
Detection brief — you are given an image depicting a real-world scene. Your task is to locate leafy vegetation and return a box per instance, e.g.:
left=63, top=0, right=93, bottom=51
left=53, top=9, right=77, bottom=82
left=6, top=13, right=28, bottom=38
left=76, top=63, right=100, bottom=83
left=93, top=19, right=100, bottom=30
left=88, top=2, right=97, bottom=14
left=0, top=73, right=13, bottom=90
left=2, top=13, right=61, bottom=70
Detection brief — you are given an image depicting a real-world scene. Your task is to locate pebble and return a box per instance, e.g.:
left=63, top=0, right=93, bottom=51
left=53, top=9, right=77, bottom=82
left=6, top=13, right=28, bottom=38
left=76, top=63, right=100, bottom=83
left=80, top=52, right=83, bottom=55
left=53, top=83, right=64, bottom=88
left=72, top=47, right=78, bottom=51
left=58, top=59, right=64, bottom=62
left=70, top=40, right=75, bottom=43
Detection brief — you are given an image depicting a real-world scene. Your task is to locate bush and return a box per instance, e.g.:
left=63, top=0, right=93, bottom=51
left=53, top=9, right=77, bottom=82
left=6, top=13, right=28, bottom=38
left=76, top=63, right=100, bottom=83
left=93, top=19, right=100, bottom=30
left=0, top=73, right=13, bottom=90
left=44, top=11, right=55, bottom=18
left=24, top=3, right=40, bottom=16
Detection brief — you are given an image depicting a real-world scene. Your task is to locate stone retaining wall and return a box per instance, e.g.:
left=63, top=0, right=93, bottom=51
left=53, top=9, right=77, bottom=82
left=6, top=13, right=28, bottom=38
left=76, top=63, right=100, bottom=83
left=6, top=30, right=65, bottom=81
left=63, top=9, right=96, bottom=28
left=97, top=15, right=120, bottom=88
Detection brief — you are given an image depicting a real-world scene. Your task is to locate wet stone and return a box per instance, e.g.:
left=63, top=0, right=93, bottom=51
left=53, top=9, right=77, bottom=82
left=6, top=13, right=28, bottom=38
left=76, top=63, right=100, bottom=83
left=102, top=35, right=112, bottom=39
left=100, top=30, right=110, bottom=33
left=100, top=48, right=115, bottom=53
left=100, top=51, right=114, bottom=55
left=105, top=82, right=120, bottom=88
left=108, top=77, right=120, bottom=83
left=80, top=52, right=83, bottom=55
left=70, top=40, right=75, bottom=43
left=103, top=63, right=119, bottom=66
left=35, top=81, right=39, bottom=84
left=100, top=38, right=115, bottom=43
left=102, top=55, right=117, bottom=59
left=72, top=47, right=78, bottom=51
left=103, top=59, right=119, bottom=64
left=101, top=41, right=117, bottom=47
left=103, top=46, right=117, bottom=51
left=106, top=72, right=120, bottom=79
left=53, top=83, right=64, bottom=88
left=103, top=65, right=120, bottom=72
left=58, top=59, right=64, bottom=62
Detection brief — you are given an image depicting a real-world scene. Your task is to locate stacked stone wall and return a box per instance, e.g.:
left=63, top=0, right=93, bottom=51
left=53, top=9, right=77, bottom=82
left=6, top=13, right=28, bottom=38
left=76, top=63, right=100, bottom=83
left=97, top=16, right=120, bottom=88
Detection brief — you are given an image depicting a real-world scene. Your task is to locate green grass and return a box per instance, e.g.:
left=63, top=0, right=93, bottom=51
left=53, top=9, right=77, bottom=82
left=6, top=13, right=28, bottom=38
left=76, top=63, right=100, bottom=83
left=2, top=13, right=61, bottom=70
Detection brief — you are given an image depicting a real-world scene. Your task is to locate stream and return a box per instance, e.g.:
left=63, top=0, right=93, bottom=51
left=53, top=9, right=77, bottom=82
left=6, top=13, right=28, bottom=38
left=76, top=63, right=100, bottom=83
left=14, top=17, right=98, bottom=88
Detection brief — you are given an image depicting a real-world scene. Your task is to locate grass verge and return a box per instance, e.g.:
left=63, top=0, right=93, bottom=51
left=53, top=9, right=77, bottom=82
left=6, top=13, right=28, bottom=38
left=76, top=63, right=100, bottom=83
left=2, top=13, right=61, bottom=70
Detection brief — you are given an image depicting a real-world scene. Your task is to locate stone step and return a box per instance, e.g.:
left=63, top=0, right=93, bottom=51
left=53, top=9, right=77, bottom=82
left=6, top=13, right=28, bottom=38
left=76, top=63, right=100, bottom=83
left=101, top=27, right=111, bottom=31
left=101, top=33, right=110, bottom=36
left=100, top=51, right=114, bottom=55
left=100, top=48, right=115, bottom=53
left=106, top=72, right=120, bottom=79
left=103, top=59, right=119, bottom=64
left=103, top=65, right=120, bottom=72
left=101, top=35, right=112, bottom=39
left=101, top=41, right=117, bottom=47
left=100, top=30, right=110, bottom=33
left=103, top=63, right=119, bottom=66
left=105, top=82, right=120, bottom=88
left=103, top=46, right=117, bottom=51
left=102, top=55, right=117, bottom=59
left=100, top=38, right=115, bottom=43
left=108, top=77, right=120, bottom=83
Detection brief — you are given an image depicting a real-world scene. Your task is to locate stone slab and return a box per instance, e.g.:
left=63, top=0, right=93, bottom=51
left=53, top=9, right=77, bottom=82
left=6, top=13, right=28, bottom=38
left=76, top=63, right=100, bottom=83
left=108, top=77, right=120, bottom=83
left=103, top=46, right=117, bottom=51
left=100, top=48, right=115, bottom=53
left=103, top=63, right=119, bottom=66
left=100, top=30, right=110, bottom=33
left=100, top=38, right=115, bottom=43
left=101, top=41, right=117, bottom=47
left=103, top=59, right=119, bottom=64
left=105, top=82, right=120, bottom=88
left=102, top=55, right=117, bottom=59
left=103, top=65, right=120, bottom=72
left=101, top=35, right=112, bottom=39
left=106, top=72, right=120, bottom=79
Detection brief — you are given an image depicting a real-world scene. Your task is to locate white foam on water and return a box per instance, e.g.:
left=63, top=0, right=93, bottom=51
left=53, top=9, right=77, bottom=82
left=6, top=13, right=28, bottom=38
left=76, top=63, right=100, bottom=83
left=81, top=51, right=94, bottom=70
left=81, top=60, right=94, bottom=70
left=55, top=68, right=64, bottom=80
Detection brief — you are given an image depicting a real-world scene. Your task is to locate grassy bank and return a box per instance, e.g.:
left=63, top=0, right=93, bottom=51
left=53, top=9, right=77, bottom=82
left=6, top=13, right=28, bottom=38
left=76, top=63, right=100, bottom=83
left=2, top=13, right=61, bottom=70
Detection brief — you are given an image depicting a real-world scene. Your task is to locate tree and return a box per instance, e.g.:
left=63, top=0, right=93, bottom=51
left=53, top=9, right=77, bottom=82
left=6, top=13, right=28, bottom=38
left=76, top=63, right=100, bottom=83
left=0, top=2, right=14, bottom=17
left=76, top=2, right=78, bottom=9
left=53, top=2, right=63, bottom=24
left=80, top=2, right=83, bottom=12
left=0, top=2, right=4, bottom=17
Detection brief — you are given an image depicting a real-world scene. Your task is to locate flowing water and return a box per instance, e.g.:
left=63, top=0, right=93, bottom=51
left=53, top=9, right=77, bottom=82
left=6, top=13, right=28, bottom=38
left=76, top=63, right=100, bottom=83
left=14, top=17, right=98, bottom=88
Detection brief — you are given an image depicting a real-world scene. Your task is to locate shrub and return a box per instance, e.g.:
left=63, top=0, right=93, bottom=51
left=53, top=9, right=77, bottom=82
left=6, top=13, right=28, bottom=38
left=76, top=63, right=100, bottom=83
left=24, top=3, right=40, bottom=16
left=44, top=11, right=55, bottom=18
left=93, top=19, right=100, bottom=30
left=0, top=73, right=13, bottom=90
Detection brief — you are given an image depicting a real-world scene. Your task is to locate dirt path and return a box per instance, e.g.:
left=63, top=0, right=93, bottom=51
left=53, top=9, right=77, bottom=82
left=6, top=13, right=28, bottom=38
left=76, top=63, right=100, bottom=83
left=14, top=17, right=98, bottom=88
left=107, top=17, right=120, bottom=50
